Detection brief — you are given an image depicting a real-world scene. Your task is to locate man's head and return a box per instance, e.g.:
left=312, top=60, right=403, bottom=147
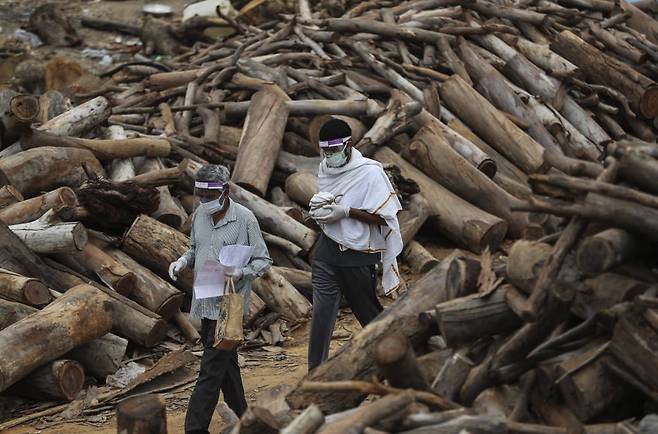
left=194, top=164, right=230, bottom=212
left=319, top=118, right=352, bottom=168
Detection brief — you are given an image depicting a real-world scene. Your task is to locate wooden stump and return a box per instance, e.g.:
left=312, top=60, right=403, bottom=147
left=0, top=284, right=112, bottom=392
left=0, top=268, right=51, bottom=307
left=375, top=332, right=431, bottom=391
left=173, top=310, right=201, bottom=343
left=232, top=85, right=290, bottom=197
left=116, top=394, right=167, bottom=434
left=403, top=241, right=439, bottom=275
left=12, top=359, right=85, bottom=401
left=0, top=147, right=104, bottom=198
left=121, top=215, right=194, bottom=294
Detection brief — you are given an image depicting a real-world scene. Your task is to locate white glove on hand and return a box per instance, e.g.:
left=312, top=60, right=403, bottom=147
left=168, top=258, right=186, bottom=281
left=314, top=204, right=350, bottom=224
left=309, top=192, right=336, bottom=211
left=225, top=267, right=244, bottom=281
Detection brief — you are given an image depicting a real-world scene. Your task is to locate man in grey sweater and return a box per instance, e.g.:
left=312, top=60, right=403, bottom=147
left=168, top=164, right=271, bottom=434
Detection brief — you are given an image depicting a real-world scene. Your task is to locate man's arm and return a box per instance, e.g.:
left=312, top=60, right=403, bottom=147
left=348, top=208, right=386, bottom=226
left=241, top=217, right=273, bottom=281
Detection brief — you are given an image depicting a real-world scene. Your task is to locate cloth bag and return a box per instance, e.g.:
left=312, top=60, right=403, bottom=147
left=213, top=277, right=244, bottom=350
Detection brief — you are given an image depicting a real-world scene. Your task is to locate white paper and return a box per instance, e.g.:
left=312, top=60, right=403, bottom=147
left=219, top=244, right=254, bottom=270
left=193, top=259, right=226, bottom=299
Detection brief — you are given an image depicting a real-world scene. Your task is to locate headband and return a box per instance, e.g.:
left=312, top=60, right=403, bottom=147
left=195, top=181, right=226, bottom=190
left=319, top=135, right=351, bottom=148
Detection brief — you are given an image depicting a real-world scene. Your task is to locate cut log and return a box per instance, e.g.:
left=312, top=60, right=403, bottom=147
left=246, top=291, right=267, bottom=327
left=576, top=228, right=639, bottom=275
left=139, top=158, right=188, bottom=229
left=572, top=273, right=648, bottom=319
left=106, top=125, right=136, bottom=182
left=439, top=74, right=546, bottom=174
left=12, top=359, right=85, bottom=402
left=0, top=187, right=77, bottom=225
left=1, top=95, right=40, bottom=146
left=230, top=183, right=318, bottom=253
left=253, top=268, right=311, bottom=322
left=116, top=394, right=167, bottom=434
left=55, top=242, right=137, bottom=297
left=285, top=172, right=319, bottom=208
left=22, top=129, right=171, bottom=160
left=617, top=151, right=658, bottom=195
left=0, top=147, right=104, bottom=198
left=619, top=0, right=658, bottom=45
left=173, top=310, right=201, bottom=343
left=9, top=211, right=87, bottom=255
left=398, top=194, right=431, bottom=245
left=0, top=186, right=22, bottom=209
left=0, top=299, right=36, bottom=331
left=287, top=253, right=464, bottom=412
left=435, top=288, right=522, bottom=346
left=375, top=147, right=507, bottom=253
left=401, top=121, right=527, bottom=237
left=273, top=266, right=312, bottom=301
left=0, top=284, right=112, bottom=392
left=0, top=268, right=51, bottom=307
left=505, top=36, right=579, bottom=77
left=375, top=332, right=431, bottom=391
left=280, top=404, right=324, bottom=434
left=105, top=249, right=184, bottom=320
left=38, top=96, right=110, bottom=137
left=506, top=240, right=579, bottom=293
left=403, top=241, right=439, bottom=275
left=550, top=30, right=658, bottom=118
left=121, top=214, right=194, bottom=294
left=232, top=85, right=290, bottom=197
left=67, top=333, right=128, bottom=379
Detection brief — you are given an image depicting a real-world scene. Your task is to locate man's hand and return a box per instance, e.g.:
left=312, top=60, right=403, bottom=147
left=225, top=267, right=244, bottom=281
left=313, top=204, right=350, bottom=224
left=168, top=258, right=186, bottom=281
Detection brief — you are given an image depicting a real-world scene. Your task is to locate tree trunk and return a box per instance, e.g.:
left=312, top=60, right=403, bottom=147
left=0, top=186, right=23, bottom=209
left=38, top=96, right=110, bottom=137
left=550, top=30, right=658, bottom=118
left=116, top=394, right=167, bottom=434
left=121, top=214, right=194, bottom=294
left=403, top=241, right=439, bottom=275
left=139, top=158, right=188, bottom=230
left=232, top=85, right=290, bottom=197
left=230, top=183, right=318, bottom=254
left=439, top=75, right=546, bottom=174
left=0, top=147, right=104, bottom=198
left=22, top=129, right=171, bottom=160
left=12, top=359, right=84, bottom=402
left=398, top=194, right=431, bottom=246
left=402, top=121, right=527, bottom=237
left=105, top=248, right=184, bottom=320
left=0, top=284, right=113, bottom=392
left=287, top=253, right=464, bottom=412
left=0, top=187, right=77, bottom=225
left=576, top=228, right=639, bottom=275
left=285, top=172, right=319, bottom=209
left=55, top=242, right=138, bottom=297
left=434, top=288, right=522, bottom=347
left=253, top=268, right=311, bottom=322
left=67, top=333, right=127, bottom=378
left=375, top=332, right=431, bottom=391
left=0, top=299, right=37, bottom=331
left=375, top=147, right=507, bottom=253
left=9, top=211, right=88, bottom=255
left=0, top=268, right=51, bottom=307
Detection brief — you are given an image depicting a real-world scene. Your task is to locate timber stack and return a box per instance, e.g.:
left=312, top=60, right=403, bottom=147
left=1, top=0, right=658, bottom=432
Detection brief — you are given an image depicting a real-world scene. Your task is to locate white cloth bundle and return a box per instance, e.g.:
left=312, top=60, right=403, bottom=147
left=315, top=148, right=403, bottom=293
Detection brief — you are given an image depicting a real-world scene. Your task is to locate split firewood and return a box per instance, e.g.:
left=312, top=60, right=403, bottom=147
left=9, top=210, right=87, bottom=255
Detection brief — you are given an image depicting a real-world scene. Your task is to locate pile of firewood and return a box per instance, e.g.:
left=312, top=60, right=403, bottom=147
left=1, top=0, right=658, bottom=431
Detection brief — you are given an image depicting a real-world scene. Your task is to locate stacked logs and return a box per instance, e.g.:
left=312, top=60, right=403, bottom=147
left=0, top=0, right=658, bottom=431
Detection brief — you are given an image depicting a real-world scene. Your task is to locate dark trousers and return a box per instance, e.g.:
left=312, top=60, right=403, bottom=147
left=308, top=261, right=383, bottom=370
left=185, top=319, right=247, bottom=434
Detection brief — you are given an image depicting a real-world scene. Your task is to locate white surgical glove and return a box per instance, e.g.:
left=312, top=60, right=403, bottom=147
left=309, top=192, right=336, bottom=211
left=168, top=258, right=186, bottom=281
left=225, top=267, right=244, bottom=281
left=314, top=204, right=350, bottom=224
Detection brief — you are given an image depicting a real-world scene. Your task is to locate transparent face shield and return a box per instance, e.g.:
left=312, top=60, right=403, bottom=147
left=194, top=181, right=226, bottom=210
left=319, top=136, right=351, bottom=167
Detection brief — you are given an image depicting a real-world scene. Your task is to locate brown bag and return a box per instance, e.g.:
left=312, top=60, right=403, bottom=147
left=213, top=277, right=244, bottom=350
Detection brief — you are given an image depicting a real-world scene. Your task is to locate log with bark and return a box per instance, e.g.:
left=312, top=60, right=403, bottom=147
left=9, top=210, right=87, bottom=255
left=253, top=268, right=312, bottom=322
left=0, top=187, right=77, bottom=225
left=11, top=359, right=85, bottom=402
left=67, top=333, right=128, bottom=379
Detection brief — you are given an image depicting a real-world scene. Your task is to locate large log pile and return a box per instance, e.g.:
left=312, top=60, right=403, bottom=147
left=2, top=0, right=658, bottom=431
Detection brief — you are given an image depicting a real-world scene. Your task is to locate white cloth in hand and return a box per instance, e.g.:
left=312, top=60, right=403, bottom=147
left=168, top=258, right=186, bottom=281
left=314, top=204, right=349, bottom=224
left=309, top=192, right=336, bottom=211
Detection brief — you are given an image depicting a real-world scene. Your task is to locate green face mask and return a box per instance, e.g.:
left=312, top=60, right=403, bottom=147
left=324, top=144, right=348, bottom=167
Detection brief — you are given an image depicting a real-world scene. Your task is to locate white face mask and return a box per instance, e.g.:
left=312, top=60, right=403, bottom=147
left=324, top=144, right=349, bottom=168
left=200, top=194, right=225, bottom=215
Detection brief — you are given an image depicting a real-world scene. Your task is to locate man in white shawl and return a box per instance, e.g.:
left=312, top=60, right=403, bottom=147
left=307, top=118, right=403, bottom=370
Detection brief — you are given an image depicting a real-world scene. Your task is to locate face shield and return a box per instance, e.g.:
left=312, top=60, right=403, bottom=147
left=320, top=136, right=351, bottom=167
left=194, top=181, right=227, bottom=214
